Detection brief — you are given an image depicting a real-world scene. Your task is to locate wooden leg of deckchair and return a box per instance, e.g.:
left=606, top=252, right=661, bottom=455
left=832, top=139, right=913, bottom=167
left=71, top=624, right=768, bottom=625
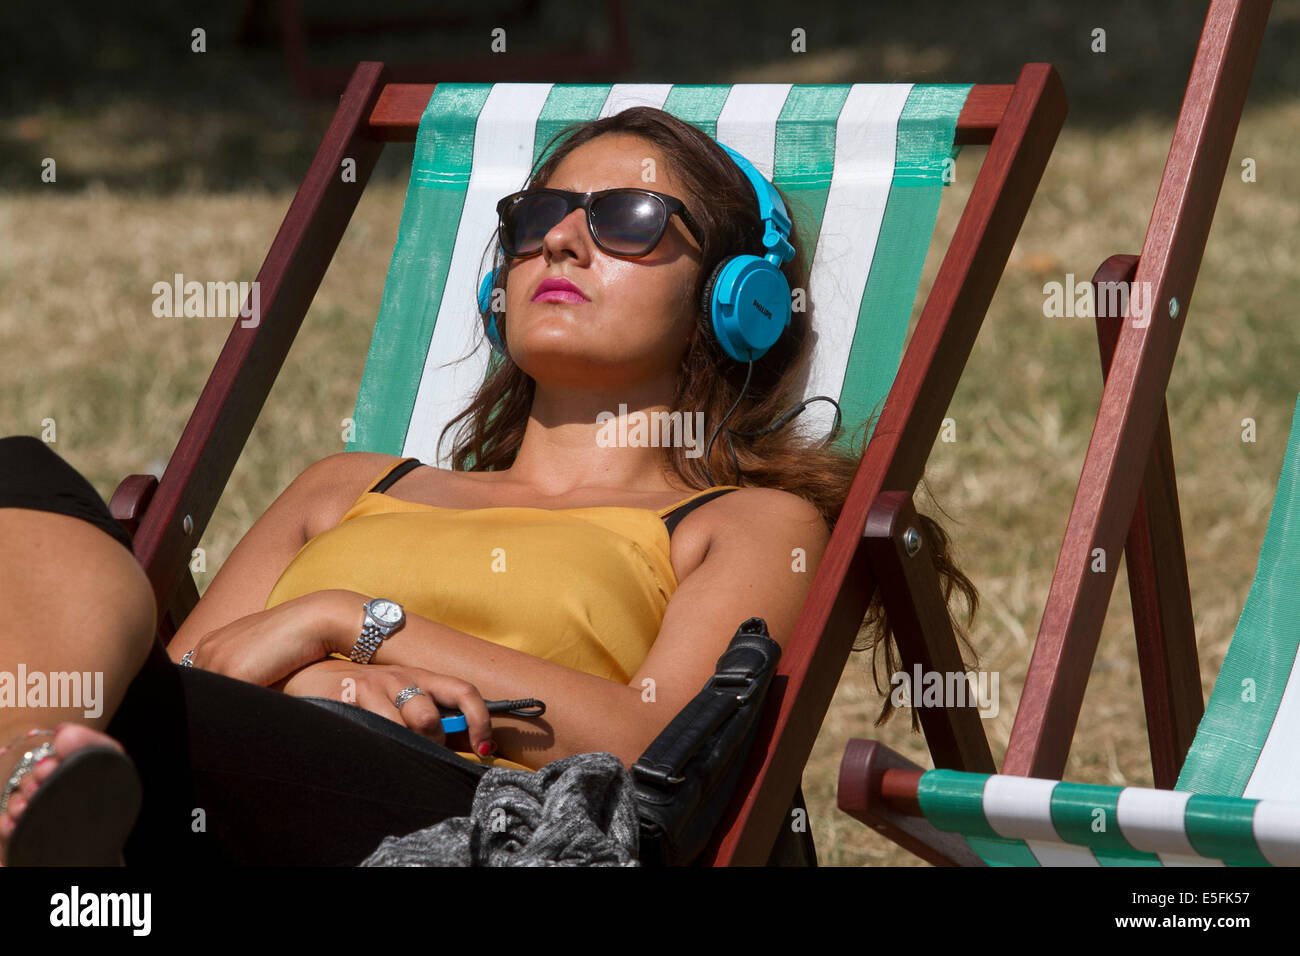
left=1004, top=0, right=1269, bottom=780
left=864, top=492, right=996, bottom=774
left=1093, top=255, right=1203, bottom=788
left=837, top=739, right=985, bottom=867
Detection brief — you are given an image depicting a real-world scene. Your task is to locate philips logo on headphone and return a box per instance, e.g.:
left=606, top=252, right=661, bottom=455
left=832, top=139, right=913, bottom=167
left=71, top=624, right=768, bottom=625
left=752, top=299, right=771, bottom=319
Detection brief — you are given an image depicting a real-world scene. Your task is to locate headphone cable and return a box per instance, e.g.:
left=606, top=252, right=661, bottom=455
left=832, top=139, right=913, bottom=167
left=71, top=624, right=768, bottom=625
left=703, top=361, right=845, bottom=486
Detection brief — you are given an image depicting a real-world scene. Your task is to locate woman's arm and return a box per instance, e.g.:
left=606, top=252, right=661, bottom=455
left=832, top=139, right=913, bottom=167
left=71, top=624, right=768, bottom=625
left=165, top=451, right=396, bottom=661
left=304, top=488, right=831, bottom=769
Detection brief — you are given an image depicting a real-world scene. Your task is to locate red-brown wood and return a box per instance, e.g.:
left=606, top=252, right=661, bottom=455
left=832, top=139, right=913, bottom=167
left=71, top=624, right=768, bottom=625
left=366, top=84, right=1015, bottom=144
left=1004, top=0, right=1270, bottom=779
left=701, top=62, right=1067, bottom=866
left=108, top=474, right=158, bottom=540
left=863, top=491, right=996, bottom=773
left=837, top=740, right=984, bottom=866
left=955, top=85, right=1013, bottom=146
left=1092, top=254, right=1203, bottom=788
left=130, top=62, right=391, bottom=620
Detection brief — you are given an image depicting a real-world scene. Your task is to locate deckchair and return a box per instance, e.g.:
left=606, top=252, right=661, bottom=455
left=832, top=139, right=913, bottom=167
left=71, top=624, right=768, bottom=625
left=839, top=391, right=1300, bottom=866
left=109, top=63, right=1067, bottom=865
left=838, top=0, right=1276, bottom=865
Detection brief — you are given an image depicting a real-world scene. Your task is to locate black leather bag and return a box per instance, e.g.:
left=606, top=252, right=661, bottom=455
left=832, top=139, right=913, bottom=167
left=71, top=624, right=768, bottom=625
left=631, top=616, right=781, bottom=867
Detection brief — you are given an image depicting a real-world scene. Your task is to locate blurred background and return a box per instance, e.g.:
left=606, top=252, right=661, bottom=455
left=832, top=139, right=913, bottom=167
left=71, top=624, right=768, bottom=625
left=1, top=0, right=1297, bottom=864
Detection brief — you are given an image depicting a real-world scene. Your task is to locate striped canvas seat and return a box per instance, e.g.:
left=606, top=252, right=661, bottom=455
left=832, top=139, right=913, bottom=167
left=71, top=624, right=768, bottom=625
left=345, top=82, right=972, bottom=464
left=914, top=393, right=1300, bottom=866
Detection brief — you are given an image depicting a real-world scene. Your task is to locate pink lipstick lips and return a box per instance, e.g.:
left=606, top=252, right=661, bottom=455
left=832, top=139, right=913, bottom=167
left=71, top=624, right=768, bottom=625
left=532, top=276, right=589, bottom=304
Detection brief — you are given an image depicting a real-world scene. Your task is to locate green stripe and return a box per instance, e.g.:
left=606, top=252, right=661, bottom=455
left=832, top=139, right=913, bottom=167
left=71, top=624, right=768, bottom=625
left=661, top=85, right=732, bottom=138
left=1049, top=783, right=1162, bottom=866
left=533, top=85, right=611, bottom=168
left=836, top=84, right=971, bottom=449
left=773, top=86, right=851, bottom=265
left=1178, top=393, right=1300, bottom=796
left=918, top=770, right=1041, bottom=867
left=1185, top=794, right=1270, bottom=866
left=349, top=84, right=492, bottom=455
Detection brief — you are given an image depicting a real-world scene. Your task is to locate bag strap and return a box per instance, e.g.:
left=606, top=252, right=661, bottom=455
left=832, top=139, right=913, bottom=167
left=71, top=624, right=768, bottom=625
left=632, top=617, right=778, bottom=787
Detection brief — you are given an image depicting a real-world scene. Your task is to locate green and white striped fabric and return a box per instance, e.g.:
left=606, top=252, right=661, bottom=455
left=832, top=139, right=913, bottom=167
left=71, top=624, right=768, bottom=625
left=916, top=393, right=1300, bottom=866
left=346, top=82, right=970, bottom=465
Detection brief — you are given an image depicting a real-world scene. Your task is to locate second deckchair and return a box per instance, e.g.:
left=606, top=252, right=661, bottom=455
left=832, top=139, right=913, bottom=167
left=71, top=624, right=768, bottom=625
left=838, top=0, right=1275, bottom=866
left=841, top=392, right=1300, bottom=866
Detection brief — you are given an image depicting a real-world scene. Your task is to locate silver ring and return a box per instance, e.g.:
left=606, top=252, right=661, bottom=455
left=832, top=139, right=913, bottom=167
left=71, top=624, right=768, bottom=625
left=394, top=686, right=425, bottom=710
left=180, top=650, right=196, bottom=668
left=1, top=741, right=56, bottom=815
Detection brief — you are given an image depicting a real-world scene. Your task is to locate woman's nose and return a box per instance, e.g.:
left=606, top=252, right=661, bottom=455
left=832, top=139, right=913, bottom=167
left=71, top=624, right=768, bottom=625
left=541, top=207, right=592, bottom=263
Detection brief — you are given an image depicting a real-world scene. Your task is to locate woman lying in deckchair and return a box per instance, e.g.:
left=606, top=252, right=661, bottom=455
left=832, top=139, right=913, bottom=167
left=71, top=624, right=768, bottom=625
left=0, top=107, right=973, bottom=866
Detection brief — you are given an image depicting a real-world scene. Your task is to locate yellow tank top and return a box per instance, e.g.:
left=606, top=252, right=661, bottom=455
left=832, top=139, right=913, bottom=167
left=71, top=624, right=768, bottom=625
left=264, top=457, right=741, bottom=773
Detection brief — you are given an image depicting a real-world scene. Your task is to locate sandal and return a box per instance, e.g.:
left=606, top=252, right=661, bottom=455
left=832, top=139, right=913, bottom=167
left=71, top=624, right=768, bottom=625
left=1, top=728, right=143, bottom=867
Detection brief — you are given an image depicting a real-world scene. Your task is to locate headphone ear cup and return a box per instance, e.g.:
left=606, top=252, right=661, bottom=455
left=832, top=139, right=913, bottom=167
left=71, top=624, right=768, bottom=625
left=478, top=269, right=507, bottom=355
left=699, top=258, right=729, bottom=330
left=707, top=255, right=791, bottom=362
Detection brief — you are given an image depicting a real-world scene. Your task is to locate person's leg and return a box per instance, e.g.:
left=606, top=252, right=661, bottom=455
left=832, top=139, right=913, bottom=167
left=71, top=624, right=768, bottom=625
left=0, top=437, right=160, bottom=861
left=149, top=666, right=488, bottom=866
left=0, top=436, right=488, bottom=866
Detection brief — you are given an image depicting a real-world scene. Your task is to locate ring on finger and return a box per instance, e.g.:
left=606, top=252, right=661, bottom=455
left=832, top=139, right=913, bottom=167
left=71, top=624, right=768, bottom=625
left=394, top=686, right=425, bottom=710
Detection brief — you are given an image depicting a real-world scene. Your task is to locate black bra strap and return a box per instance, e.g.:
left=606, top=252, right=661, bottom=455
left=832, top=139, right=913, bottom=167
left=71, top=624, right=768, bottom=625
left=663, top=488, right=739, bottom=536
left=370, top=458, right=424, bottom=494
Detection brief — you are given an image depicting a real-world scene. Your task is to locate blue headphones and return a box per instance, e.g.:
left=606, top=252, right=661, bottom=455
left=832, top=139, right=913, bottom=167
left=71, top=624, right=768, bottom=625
left=478, top=140, right=795, bottom=363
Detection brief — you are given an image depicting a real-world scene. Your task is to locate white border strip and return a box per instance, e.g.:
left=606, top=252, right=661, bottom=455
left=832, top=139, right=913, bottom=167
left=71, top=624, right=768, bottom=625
left=405, top=84, right=554, bottom=467
left=802, top=84, right=911, bottom=440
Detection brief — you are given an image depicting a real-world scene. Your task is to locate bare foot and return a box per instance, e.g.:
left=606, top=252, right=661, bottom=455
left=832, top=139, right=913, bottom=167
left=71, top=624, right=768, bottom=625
left=0, top=722, right=128, bottom=866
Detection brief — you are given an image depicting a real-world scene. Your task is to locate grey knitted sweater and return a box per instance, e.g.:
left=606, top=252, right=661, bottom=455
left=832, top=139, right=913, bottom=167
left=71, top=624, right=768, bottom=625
left=360, top=751, right=641, bottom=867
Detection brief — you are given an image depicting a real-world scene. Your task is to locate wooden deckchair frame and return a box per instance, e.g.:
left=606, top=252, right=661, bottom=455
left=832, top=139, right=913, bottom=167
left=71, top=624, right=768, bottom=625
left=110, top=63, right=1066, bottom=866
left=839, top=0, right=1272, bottom=865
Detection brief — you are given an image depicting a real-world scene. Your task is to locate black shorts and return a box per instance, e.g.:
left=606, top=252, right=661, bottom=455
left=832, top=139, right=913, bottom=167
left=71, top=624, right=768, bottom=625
left=0, top=435, right=487, bottom=866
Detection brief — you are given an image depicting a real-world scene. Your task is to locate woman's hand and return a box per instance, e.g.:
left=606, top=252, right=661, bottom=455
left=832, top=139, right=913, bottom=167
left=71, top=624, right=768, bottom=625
left=280, top=659, right=496, bottom=755
left=170, top=590, right=358, bottom=687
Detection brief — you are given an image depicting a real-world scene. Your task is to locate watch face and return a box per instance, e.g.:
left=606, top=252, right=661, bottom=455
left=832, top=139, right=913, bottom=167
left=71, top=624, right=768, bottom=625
left=370, top=600, right=403, bottom=626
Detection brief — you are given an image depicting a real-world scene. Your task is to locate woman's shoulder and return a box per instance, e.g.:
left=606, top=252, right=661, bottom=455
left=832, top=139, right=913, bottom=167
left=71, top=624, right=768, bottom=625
left=669, top=484, right=827, bottom=578
left=292, top=452, right=411, bottom=539
left=715, top=485, right=825, bottom=527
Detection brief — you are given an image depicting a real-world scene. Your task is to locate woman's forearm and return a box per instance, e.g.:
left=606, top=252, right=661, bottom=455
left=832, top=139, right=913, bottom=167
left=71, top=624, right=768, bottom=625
left=318, top=590, right=663, bottom=768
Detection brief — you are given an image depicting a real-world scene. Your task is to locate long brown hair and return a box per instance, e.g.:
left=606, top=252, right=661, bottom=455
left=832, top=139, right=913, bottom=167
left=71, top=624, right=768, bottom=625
left=440, top=107, right=978, bottom=726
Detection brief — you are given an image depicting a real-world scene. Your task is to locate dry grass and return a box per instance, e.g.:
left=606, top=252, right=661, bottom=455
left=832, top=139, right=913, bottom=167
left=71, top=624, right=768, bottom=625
left=2, top=88, right=1296, bottom=865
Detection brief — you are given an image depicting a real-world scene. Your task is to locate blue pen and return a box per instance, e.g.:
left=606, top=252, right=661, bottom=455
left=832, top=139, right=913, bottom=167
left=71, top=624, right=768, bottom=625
left=439, top=698, right=546, bottom=734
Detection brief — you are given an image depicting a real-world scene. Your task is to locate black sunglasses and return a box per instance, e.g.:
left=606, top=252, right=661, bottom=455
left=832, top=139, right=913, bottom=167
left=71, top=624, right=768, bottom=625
left=495, top=187, right=704, bottom=259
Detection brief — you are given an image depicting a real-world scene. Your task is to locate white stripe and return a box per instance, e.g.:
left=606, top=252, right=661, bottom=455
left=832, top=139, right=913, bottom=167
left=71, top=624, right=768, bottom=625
left=405, top=84, right=554, bottom=467
left=801, top=84, right=911, bottom=441
left=1115, top=787, right=1223, bottom=865
left=1242, top=635, right=1300, bottom=799
left=599, top=84, right=672, bottom=117
left=982, top=776, right=1099, bottom=867
left=714, top=84, right=793, bottom=180
left=1252, top=799, right=1300, bottom=865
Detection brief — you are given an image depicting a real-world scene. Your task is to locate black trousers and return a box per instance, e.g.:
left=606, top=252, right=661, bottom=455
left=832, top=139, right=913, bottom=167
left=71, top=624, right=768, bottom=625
left=0, top=435, right=487, bottom=866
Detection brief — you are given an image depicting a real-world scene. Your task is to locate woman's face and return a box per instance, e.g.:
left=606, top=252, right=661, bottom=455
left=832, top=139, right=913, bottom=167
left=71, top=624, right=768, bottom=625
left=501, top=133, right=704, bottom=385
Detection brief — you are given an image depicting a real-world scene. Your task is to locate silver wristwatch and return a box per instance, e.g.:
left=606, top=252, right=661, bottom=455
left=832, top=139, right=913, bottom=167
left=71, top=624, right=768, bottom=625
left=348, top=598, right=406, bottom=664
